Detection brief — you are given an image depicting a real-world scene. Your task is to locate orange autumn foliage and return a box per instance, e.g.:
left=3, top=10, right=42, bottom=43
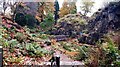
left=65, top=51, right=79, bottom=56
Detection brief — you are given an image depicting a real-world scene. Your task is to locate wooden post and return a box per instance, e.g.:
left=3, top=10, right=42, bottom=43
left=55, top=55, right=60, bottom=67
left=0, top=46, right=3, bottom=67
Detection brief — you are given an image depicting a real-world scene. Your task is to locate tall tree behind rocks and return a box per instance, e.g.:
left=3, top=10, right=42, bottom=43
left=54, top=0, right=60, bottom=25
left=69, top=2, right=77, bottom=14
left=59, top=0, right=69, bottom=17
left=80, top=0, right=94, bottom=16
left=37, top=2, right=54, bottom=22
left=59, top=0, right=77, bottom=17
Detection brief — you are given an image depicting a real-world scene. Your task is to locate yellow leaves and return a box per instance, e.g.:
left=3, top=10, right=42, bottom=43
left=59, top=1, right=77, bottom=17
left=4, top=51, right=24, bottom=64
left=102, top=42, right=109, bottom=49
left=51, top=39, right=57, bottom=45
left=59, top=6, right=70, bottom=17
left=69, top=38, right=79, bottom=45
left=35, top=15, right=42, bottom=22
left=38, top=2, right=54, bottom=17
left=65, top=51, right=79, bottom=56
left=2, top=33, right=8, bottom=37
left=45, top=2, right=55, bottom=13
left=58, top=14, right=87, bottom=25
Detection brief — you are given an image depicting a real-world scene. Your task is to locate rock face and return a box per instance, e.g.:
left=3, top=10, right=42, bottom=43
left=49, top=14, right=89, bottom=38
left=14, top=2, right=38, bottom=16
left=14, top=2, right=39, bottom=27
left=79, top=2, right=120, bottom=45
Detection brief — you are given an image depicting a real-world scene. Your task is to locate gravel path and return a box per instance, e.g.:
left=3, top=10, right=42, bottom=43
left=44, top=46, right=84, bottom=65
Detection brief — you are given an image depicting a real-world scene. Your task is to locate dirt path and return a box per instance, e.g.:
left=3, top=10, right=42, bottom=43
left=44, top=46, right=84, bottom=65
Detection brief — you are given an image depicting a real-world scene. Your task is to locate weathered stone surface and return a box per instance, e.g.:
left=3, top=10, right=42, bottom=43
left=79, top=1, right=120, bottom=45
left=49, top=14, right=89, bottom=38
left=14, top=2, right=39, bottom=27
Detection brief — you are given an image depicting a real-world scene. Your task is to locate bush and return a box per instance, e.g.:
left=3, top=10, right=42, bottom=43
left=25, top=14, right=37, bottom=28
left=14, top=13, right=27, bottom=26
left=40, top=13, right=54, bottom=31
left=58, top=14, right=87, bottom=25
left=84, top=37, right=120, bottom=67
left=25, top=43, right=49, bottom=57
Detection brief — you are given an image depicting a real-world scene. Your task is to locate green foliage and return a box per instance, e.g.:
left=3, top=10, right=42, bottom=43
left=58, top=14, right=87, bottom=25
left=98, top=37, right=120, bottom=66
left=0, top=38, right=18, bottom=48
left=59, top=2, right=77, bottom=17
left=81, top=0, right=94, bottom=15
left=69, top=2, right=77, bottom=14
left=15, top=13, right=38, bottom=28
left=39, top=34, right=49, bottom=39
left=15, top=32, right=27, bottom=43
left=25, top=14, right=37, bottom=28
left=54, top=0, right=60, bottom=24
left=84, top=37, right=120, bottom=66
left=70, top=8, right=77, bottom=14
left=61, top=42, right=80, bottom=52
left=73, top=46, right=88, bottom=61
left=5, top=56, right=23, bottom=64
left=54, top=0, right=59, bottom=11
left=40, top=12, right=55, bottom=30
left=62, top=44, right=72, bottom=51
left=8, top=39, right=18, bottom=48
left=25, top=43, right=49, bottom=57
left=0, top=39, right=9, bottom=48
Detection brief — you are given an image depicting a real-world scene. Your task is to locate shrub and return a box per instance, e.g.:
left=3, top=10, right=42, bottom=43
left=25, top=43, right=49, bottom=57
left=84, top=37, right=120, bottom=67
left=40, top=12, right=54, bottom=31
left=25, top=14, right=37, bottom=28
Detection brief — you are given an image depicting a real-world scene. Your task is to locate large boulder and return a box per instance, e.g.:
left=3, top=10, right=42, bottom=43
left=79, top=1, right=120, bottom=45
left=49, top=14, right=89, bottom=37
left=14, top=2, right=39, bottom=27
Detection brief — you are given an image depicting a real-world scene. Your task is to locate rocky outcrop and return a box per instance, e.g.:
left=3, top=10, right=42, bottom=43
left=49, top=14, right=89, bottom=37
left=14, top=2, right=39, bottom=27
left=79, top=2, right=120, bottom=45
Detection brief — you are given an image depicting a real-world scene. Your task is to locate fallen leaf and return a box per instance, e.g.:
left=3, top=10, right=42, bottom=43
left=65, top=51, right=79, bottom=56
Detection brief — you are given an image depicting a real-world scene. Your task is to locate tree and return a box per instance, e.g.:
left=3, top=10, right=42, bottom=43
left=37, top=2, right=55, bottom=22
left=38, top=2, right=46, bottom=22
left=2, top=1, right=17, bottom=19
left=69, top=2, right=77, bottom=14
left=59, top=1, right=69, bottom=17
left=54, top=0, right=59, bottom=25
left=80, top=0, right=94, bottom=16
left=59, top=0, right=77, bottom=17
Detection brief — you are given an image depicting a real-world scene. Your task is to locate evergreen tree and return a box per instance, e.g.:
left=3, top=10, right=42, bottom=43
left=54, top=0, right=59, bottom=25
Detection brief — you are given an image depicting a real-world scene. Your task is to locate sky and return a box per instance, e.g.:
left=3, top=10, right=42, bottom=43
left=0, top=0, right=118, bottom=17
left=58, top=0, right=116, bottom=16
